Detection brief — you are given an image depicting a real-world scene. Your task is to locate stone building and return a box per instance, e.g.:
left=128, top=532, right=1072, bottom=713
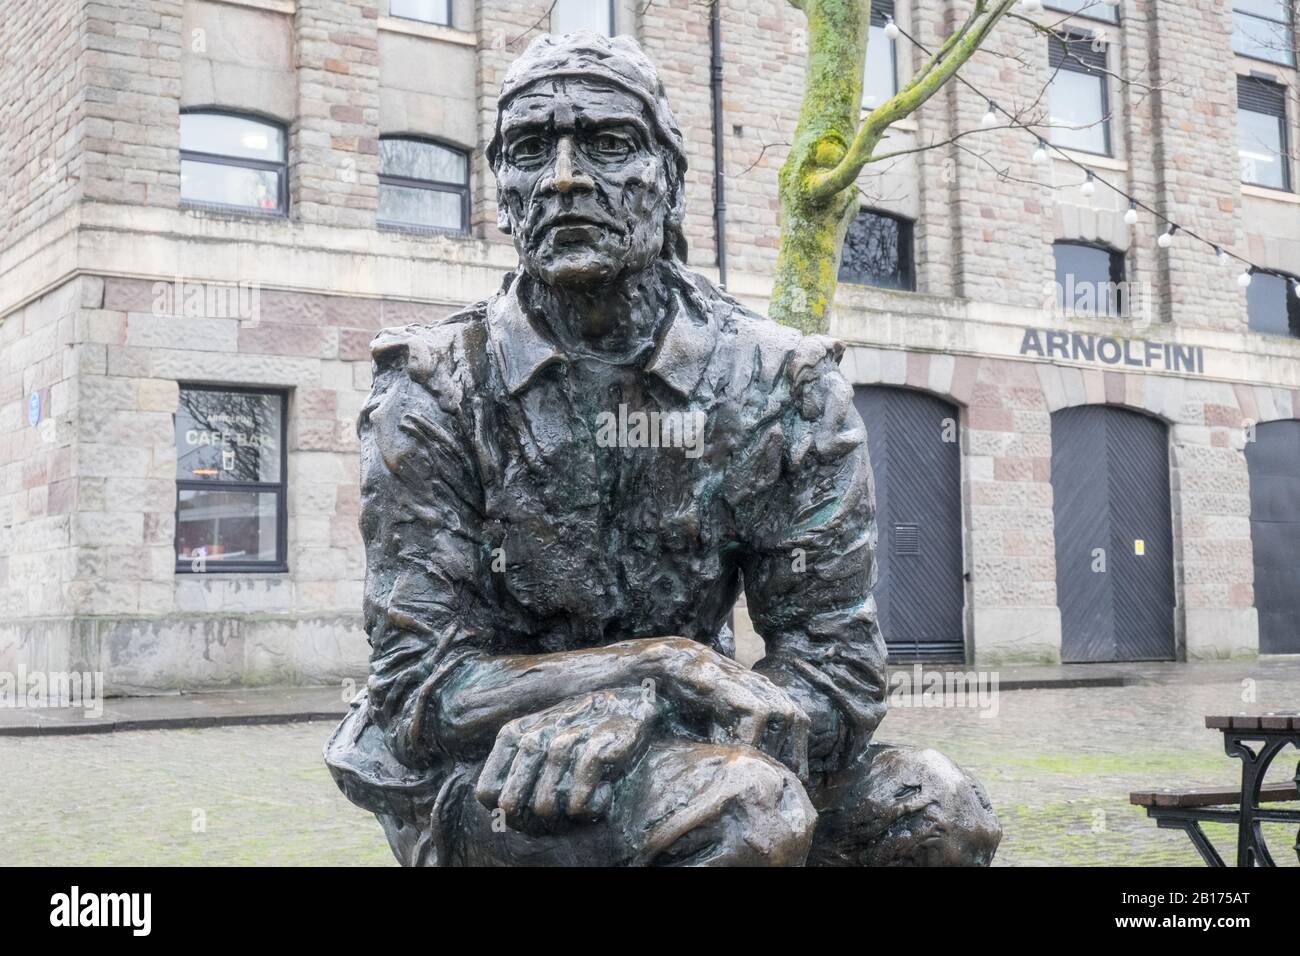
left=1, top=0, right=1297, bottom=692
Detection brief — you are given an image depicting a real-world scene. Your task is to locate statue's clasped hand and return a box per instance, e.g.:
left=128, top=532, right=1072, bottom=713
left=474, top=687, right=663, bottom=833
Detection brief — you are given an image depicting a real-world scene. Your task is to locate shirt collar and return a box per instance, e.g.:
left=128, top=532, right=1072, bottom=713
left=487, top=271, right=716, bottom=398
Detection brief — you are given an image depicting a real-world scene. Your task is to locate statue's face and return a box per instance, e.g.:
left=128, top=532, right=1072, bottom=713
left=496, top=78, right=675, bottom=289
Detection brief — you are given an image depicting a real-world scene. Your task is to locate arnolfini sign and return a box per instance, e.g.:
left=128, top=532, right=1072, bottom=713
left=1019, top=327, right=1206, bottom=374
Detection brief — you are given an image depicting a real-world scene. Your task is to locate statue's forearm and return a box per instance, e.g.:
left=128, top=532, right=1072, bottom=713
left=429, top=637, right=681, bottom=758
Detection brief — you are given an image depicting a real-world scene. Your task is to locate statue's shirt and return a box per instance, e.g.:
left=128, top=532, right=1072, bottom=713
left=357, top=264, right=887, bottom=778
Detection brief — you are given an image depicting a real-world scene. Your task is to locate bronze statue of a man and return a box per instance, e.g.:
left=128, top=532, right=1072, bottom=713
left=326, top=31, right=1000, bottom=866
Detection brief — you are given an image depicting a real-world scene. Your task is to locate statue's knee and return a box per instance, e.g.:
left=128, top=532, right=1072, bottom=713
left=638, top=748, right=816, bottom=866
left=811, top=745, right=1001, bottom=867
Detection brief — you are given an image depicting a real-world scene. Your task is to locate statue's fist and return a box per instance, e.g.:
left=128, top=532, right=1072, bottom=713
left=475, top=688, right=662, bottom=834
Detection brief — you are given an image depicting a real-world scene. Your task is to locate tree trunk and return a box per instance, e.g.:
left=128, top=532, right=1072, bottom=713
left=771, top=0, right=871, bottom=334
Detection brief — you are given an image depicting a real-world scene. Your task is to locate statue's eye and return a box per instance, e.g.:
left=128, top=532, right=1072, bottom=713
left=589, top=132, right=632, bottom=159
left=509, top=136, right=549, bottom=163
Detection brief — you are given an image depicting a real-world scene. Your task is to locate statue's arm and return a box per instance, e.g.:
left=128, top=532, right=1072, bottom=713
left=741, top=338, right=888, bottom=775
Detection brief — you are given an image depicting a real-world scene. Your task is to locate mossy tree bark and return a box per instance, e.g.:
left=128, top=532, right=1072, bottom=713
left=771, top=0, right=1018, bottom=334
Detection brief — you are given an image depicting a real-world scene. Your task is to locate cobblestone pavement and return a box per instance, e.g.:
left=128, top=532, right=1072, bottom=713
left=1, top=663, right=1297, bottom=866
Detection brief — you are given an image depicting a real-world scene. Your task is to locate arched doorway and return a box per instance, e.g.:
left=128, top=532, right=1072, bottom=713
left=1246, top=419, right=1300, bottom=654
left=1050, top=405, right=1176, bottom=662
left=853, top=386, right=965, bottom=662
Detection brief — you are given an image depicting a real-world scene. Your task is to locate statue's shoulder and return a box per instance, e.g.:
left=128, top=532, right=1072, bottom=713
left=680, top=269, right=846, bottom=393
left=369, top=299, right=492, bottom=380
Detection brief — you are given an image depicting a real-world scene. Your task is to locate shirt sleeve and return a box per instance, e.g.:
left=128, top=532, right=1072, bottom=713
left=358, top=321, right=495, bottom=770
left=736, top=335, right=888, bottom=775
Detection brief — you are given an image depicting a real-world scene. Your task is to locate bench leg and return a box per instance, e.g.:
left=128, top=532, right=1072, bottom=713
left=1155, top=817, right=1226, bottom=867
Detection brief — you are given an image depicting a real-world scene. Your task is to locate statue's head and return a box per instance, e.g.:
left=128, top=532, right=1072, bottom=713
left=488, top=32, right=688, bottom=290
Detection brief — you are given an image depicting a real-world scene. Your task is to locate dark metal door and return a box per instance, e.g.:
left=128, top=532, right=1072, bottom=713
left=854, top=386, right=965, bottom=662
left=1246, top=420, right=1300, bottom=654
left=1051, top=406, right=1175, bottom=662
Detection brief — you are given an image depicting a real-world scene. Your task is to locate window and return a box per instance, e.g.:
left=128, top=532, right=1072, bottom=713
left=839, top=209, right=915, bottom=291
left=378, top=137, right=469, bottom=233
left=1247, top=272, right=1300, bottom=337
left=863, top=0, right=898, bottom=108
left=1047, top=33, right=1111, bottom=155
left=180, top=112, right=286, bottom=214
left=552, top=0, right=614, bottom=35
left=389, top=0, right=450, bottom=26
left=1054, top=241, right=1126, bottom=316
left=1045, top=0, right=1120, bottom=23
left=1233, top=1, right=1296, bottom=67
left=1238, top=77, right=1291, bottom=190
left=175, top=386, right=287, bottom=573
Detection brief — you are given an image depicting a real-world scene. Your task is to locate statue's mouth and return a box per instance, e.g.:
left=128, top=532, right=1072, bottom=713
left=539, top=212, right=622, bottom=239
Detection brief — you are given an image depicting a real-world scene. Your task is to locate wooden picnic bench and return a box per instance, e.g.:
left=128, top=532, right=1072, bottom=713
left=1130, top=712, right=1300, bottom=867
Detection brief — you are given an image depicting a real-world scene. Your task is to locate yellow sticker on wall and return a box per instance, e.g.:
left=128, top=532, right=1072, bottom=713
left=1134, top=539, right=1145, bottom=556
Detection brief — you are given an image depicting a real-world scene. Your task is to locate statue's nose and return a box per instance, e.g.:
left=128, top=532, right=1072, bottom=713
left=546, top=137, right=594, bottom=195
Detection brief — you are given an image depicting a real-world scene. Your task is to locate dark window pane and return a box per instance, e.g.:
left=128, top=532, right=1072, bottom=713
left=839, top=210, right=914, bottom=291
left=1239, top=109, right=1289, bottom=188
left=389, top=0, right=450, bottom=25
left=863, top=24, right=896, bottom=108
left=1055, top=242, right=1125, bottom=316
left=379, top=139, right=467, bottom=184
left=176, top=388, right=283, bottom=483
left=1048, top=70, right=1109, bottom=153
left=1247, top=273, right=1300, bottom=337
left=552, top=0, right=612, bottom=35
left=181, top=159, right=281, bottom=211
left=180, top=113, right=284, bottom=162
left=378, top=183, right=464, bottom=230
left=177, top=489, right=279, bottom=564
left=1045, top=0, right=1119, bottom=23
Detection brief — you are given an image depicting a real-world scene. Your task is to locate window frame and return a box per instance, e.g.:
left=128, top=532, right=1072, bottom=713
left=1232, top=1, right=1297, bottom=68
left=1237, top=75, right=1293, bottom=191
left=1044, top=0, right=1120, bottom=24
left=174, top=384, right=289, bottom=575
left=1053, top=239, right=1128, bottom=318
left=1246, top=269, right=1300, bottom=338
left=1047, top=31, right=1113, bottom=157
left=838, top=207, right=916, bottom=292
left=864, top=0, right=900, bottom=108
left=388, top=0, right=452, bottom=27
left=179, top=108, right=288, bottom=217
left=377, top=135, right=471, bottom=235
left=550, top=0, right=616, bottom=36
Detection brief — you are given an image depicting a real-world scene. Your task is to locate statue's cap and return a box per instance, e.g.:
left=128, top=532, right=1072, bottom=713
left=487, top=31, right=686, bottom=175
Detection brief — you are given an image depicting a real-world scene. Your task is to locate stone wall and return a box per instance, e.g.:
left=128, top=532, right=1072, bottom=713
left=0, top=0, right=85, bottom=253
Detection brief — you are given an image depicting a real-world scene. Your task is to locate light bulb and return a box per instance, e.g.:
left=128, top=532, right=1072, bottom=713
left=1158, top=230, right=1175, bottom=248
left=1124, top=205, right=1138, bottom=226
left=1081, top=176, right=1095, bottom=197
left=1022, top=0, right=1043, bottom=11
left=1238, top=271, right=1253, bottom=288
left=884, top=17, right=900, bottom=40
left=1216, top=247, right=1230, bottom=265
left=1032, top=145, right=1048, bottom=165
left=981, top=106, right=998, bottom=128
